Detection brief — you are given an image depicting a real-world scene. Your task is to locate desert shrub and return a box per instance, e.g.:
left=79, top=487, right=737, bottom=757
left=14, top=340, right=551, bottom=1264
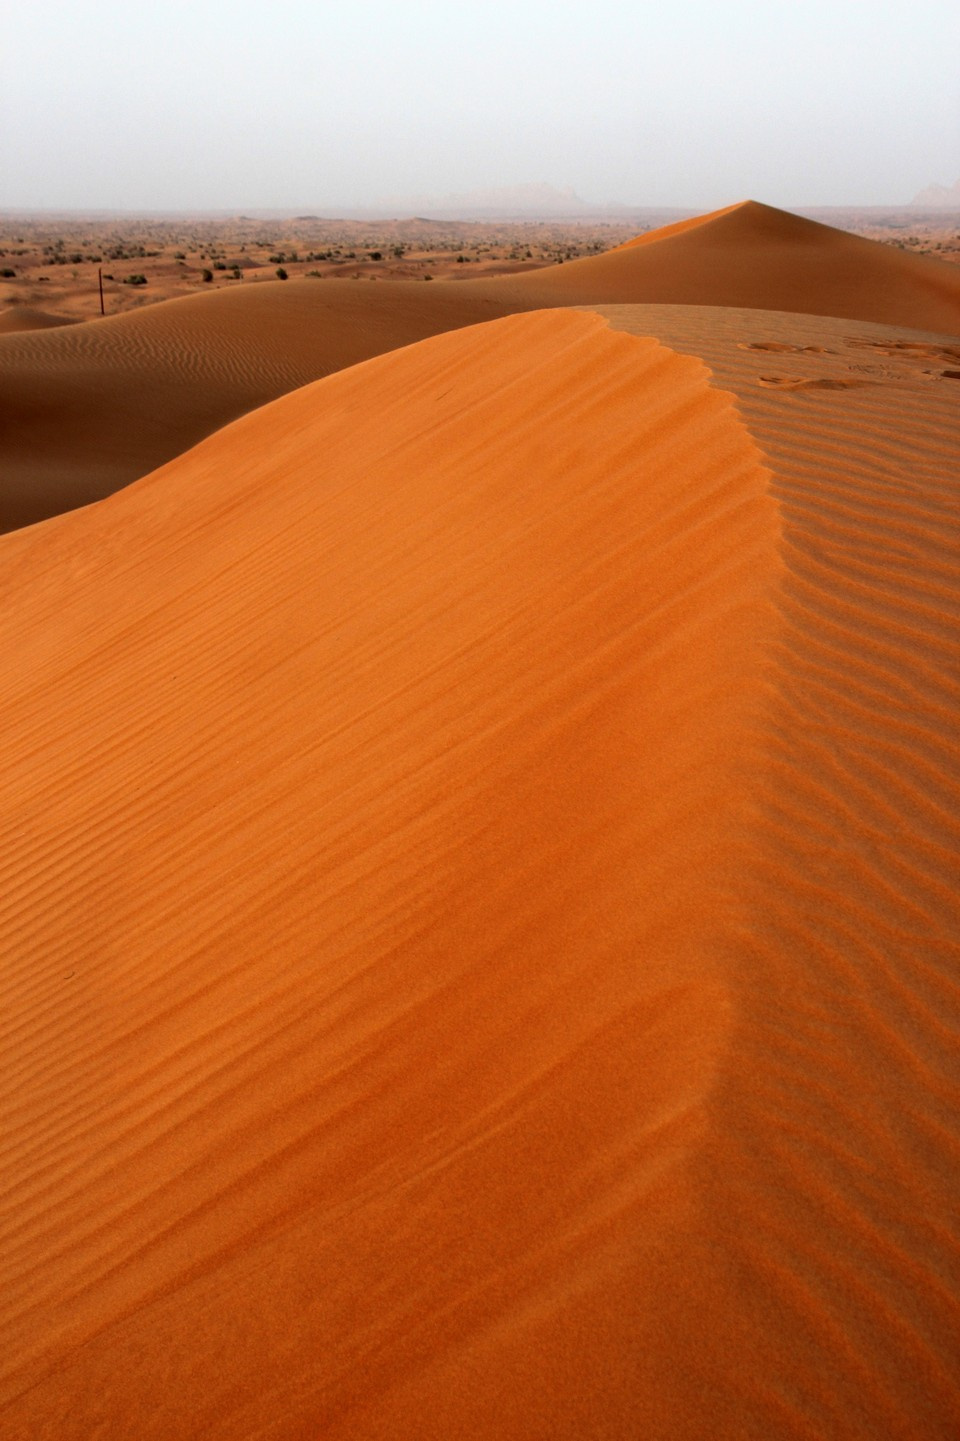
left=201, top=269, right=213, bottom=282
left=229, top=267, right=242, bottom=279
left=213, top=260, right=227, bottom=270
left=123, top=274, right=147, bottom=286
left=0, top=267, right=15, bottom=277
left=368, top=251, right=382, bottom=261
left=276, top=267, right=288, bottom=280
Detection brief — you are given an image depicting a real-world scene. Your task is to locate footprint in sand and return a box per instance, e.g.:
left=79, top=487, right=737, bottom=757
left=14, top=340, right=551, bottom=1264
left=845, top=337, right=960, bottom=365
left=739, top=341, right=837, bottom=354
left=757, top=375, right=874, bottom=391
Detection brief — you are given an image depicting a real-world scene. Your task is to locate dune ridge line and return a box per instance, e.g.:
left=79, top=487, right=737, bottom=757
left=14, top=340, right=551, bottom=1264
left=2, top=199, right=959, bottom=533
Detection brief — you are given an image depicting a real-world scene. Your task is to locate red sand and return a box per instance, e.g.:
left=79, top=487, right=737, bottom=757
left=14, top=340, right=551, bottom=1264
left=1, top=212, right=959, bottom=1440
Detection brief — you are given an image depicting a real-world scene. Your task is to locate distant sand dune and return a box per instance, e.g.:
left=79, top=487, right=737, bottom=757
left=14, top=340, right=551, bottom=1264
left=0, top=280, right=515, bottom=531
left=2, top=201, right=958, bottom=533
left=0, top=305, right=76, bottom=335
left=497, top=201, right=960, bottom=333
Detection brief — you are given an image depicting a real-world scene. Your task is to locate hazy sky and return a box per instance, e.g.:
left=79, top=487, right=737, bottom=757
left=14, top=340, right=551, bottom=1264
left=2, top=0, right=957, bottom=211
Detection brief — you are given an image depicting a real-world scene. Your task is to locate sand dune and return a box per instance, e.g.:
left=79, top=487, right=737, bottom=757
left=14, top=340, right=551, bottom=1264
left=0, top=305, right=77, bottom=335
left=2, top=299, right=959, bottom=1438
left=0, top=280, right=517, bottom=532
left=0, top=309, right=779, bottom=1437
left=3, top=200, right=959, bottom=533
left=599, top=302, right=960, bottom=1434
left=498, top=200, right=960, bottom=332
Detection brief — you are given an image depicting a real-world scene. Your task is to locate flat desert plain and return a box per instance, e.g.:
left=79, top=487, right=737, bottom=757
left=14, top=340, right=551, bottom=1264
left=1, top=201, right=959, bottom=1440
left=0, top=213, right=649, bottom=326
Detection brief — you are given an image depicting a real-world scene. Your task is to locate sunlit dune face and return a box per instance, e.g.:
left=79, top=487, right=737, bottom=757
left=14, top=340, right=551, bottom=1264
left=1, top=207, right=959, bottom=1440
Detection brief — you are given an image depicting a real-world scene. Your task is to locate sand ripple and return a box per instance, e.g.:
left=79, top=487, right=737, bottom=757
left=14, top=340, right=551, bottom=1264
left=603, top=303, right=960, bottom=1437
left=1, top=300, right=957, bottom=1437
left=0, top=311, right=782, bottom=1438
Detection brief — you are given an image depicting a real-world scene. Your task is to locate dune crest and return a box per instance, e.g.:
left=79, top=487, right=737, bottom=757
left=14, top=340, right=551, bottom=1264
left=598, top=301, right=960, bottom=1436
left=2, top=199, right=959, bottom=534
left=613, top=198, right=751, bottom=249
left=0, top=279, right=513, bottom=532
left=498, top=199, right=960, bottom=332
left=618, top=198, right=854, bottom=250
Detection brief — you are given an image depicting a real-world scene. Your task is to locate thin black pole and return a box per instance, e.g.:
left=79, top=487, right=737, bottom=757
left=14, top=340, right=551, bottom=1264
left=98, top=268, right=105, bottom=316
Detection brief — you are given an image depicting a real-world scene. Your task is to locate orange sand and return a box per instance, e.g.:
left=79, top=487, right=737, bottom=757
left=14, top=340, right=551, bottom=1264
left=0, top=305, right=76, bottom=335
left=4, top=201, right=960, bottom=531
left=1, top=212, right=959, bottom=1440
left=497, top=201, right=960, bottom=331
left=0, top=280, right=514, bottom=531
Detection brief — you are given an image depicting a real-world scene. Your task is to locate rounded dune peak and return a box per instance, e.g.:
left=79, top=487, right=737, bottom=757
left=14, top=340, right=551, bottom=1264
left=494, top=198, right=960, bottom=331
left=613, top=199, right=762, bottom=250
left=616, top=200, right=866, bottom=254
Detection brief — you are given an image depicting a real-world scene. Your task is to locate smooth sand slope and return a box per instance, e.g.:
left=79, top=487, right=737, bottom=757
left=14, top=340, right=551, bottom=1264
left=0, top=280, right=515, bottom=532
left=498, top=200, right=960, bottom=331
left=0, top=305, right=76, bottom=336
left=3, top=200, right=959, bottom=533
left=1, top=309, right=778, bottom=1437
left=2, top=304, right=959, bottom=1438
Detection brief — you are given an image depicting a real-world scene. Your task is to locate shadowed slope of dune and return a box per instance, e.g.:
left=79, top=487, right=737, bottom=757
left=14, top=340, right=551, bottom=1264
left=0, top=305, right=77, bottom=335
left=2, top=201, right=958, bottom=535
left=0, top=311, right=782, bottom=1439
left=592, top=302, right=960, bottom=1438
left=0, top=279, right=517, bottom=532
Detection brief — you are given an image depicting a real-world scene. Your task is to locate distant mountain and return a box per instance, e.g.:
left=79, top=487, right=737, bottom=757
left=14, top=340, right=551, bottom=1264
left=910, top=179, right=960, bottom=208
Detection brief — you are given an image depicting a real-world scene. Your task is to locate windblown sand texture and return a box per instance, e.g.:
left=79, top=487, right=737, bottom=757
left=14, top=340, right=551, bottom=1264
left=3, top=201, right=960, bottom=531
left=0, top=281, right=514, bottom=531
left=1, top=205, right=959, bottom=1440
